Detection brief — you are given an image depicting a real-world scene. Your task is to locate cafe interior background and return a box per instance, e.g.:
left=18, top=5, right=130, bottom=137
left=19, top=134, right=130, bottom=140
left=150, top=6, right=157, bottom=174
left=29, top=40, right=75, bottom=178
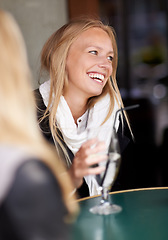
left=1, top=0, right=168, bottom=190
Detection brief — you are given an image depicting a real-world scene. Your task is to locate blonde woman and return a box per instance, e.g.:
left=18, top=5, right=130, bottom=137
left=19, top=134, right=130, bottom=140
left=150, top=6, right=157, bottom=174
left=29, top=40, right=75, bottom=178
left=0, top=10, right=78, bottom=240
left=35, top=17, right=132, bottom=198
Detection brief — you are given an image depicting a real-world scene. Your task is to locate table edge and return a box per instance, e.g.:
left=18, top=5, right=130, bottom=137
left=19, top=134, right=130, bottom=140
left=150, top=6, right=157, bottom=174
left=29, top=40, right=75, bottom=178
left=76, top=186, right=168, bottom=202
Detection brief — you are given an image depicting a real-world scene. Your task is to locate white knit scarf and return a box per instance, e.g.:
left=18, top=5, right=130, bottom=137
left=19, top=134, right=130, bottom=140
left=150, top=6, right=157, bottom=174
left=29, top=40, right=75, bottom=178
left=40, top=80, right=120, bottom=196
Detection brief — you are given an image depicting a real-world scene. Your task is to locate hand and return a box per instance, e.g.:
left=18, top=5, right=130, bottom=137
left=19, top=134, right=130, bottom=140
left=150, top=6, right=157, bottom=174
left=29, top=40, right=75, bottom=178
left=68, top=138, right=107, bottom=189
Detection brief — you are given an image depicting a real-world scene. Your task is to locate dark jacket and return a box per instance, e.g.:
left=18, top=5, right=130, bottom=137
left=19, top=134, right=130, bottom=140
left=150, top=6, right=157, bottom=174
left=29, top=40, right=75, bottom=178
left=34, top=89, right=131, bottom=197
left=0, top=159, right=69, bottom=240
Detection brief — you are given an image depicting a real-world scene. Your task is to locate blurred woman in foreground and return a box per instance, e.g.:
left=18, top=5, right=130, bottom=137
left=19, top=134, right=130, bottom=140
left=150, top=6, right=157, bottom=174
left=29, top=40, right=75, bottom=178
left=0, top=9, right=78, bottom=240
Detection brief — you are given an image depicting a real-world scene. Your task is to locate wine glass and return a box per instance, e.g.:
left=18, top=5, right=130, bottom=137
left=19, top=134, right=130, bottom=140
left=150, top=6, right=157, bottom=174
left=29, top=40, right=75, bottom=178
left=87, top=104, right=140, bottom=215
left=88, top=127, right=122, bottom=215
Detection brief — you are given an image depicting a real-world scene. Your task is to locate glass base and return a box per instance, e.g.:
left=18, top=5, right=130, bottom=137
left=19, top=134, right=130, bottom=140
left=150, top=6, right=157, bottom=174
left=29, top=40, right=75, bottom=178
left=89, top=202, right=122, bottom=215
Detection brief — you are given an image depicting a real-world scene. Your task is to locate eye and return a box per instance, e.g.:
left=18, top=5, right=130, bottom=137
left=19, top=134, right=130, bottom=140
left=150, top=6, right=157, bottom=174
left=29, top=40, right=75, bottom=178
left=107, top=56, right=113, bottom=62
left=89, top=50, right=98, bottom=55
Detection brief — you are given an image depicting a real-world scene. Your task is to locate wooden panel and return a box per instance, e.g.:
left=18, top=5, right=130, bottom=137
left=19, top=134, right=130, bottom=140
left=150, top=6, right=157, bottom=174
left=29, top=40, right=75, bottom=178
left=67, top=0, right=99, bottom=19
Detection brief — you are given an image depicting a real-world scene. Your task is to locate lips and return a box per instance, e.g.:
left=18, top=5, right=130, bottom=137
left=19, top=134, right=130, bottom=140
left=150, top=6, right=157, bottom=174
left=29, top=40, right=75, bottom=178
left=88, top=72, right=105, bottom=83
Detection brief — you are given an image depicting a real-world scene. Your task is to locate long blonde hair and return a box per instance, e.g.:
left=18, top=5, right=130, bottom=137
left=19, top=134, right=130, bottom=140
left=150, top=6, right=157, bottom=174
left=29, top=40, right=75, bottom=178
left=0, top=9, right=78, bottom=216
left=40, top=17, right=131, bottom=162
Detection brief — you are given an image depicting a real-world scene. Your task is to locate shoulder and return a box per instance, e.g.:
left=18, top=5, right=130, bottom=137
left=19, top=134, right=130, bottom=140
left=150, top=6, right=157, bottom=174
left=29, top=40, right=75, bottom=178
left=12, top=159, right=61, bottom=195
left=5, top=158, right=67, bottom=221
left=1, top=159, right=69, bottom=240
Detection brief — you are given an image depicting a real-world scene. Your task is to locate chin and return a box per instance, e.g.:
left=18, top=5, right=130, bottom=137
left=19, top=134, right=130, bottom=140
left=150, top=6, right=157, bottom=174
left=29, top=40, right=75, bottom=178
left=89, top=91, right=103, bottom=98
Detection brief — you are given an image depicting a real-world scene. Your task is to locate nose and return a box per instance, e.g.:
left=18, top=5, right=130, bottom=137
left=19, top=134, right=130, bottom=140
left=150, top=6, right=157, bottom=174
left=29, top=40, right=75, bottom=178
left=97, top=57, right=112, bottom=71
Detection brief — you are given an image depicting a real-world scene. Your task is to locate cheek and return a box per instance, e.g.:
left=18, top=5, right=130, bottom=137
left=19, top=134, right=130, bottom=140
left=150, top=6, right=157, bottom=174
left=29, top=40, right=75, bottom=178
left=66, top=56, right=76, bottom=78
left=66, top=54, right=82, bottom=75
left=66, top=50, right=78, bottom=68
left=66, top=60, right=81, bottom=82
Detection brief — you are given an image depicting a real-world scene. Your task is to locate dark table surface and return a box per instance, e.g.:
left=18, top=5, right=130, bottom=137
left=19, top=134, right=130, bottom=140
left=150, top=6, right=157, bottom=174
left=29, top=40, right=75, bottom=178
left=70, top=187, right=168, bottom=240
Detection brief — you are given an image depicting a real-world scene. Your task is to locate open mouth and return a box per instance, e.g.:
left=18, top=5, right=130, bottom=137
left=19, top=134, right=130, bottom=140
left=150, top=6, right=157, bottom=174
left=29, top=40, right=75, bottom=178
left=88, top=73, right=105, bottom=83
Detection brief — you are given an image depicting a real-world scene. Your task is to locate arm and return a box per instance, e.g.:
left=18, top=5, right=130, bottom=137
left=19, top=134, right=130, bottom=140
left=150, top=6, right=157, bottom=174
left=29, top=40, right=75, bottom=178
left=3, top=159, right=70, bottom=240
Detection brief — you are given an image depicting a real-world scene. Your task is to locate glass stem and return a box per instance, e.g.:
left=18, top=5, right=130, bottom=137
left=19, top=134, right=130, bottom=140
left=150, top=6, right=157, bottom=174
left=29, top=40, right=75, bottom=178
left=100, top=187, right=110, bottom=205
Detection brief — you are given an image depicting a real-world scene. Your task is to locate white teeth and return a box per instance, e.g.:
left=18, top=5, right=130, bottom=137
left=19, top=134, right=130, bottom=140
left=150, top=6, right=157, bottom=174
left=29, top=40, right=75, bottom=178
left=88, top=73, right=105, bottom=81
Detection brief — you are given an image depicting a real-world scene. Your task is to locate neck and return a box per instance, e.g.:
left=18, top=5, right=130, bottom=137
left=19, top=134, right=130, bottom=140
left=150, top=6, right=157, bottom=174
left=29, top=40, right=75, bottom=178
left=64, top=95, right=88, bottom=124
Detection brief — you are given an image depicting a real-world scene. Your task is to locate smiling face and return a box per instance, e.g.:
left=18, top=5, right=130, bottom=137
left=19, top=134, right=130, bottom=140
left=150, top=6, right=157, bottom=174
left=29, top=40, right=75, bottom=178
left=65, top=27, right=114, bottom=103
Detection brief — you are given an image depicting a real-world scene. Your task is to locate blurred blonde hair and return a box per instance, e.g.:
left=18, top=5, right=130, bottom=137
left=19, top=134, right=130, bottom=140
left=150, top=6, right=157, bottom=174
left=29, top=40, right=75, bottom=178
left=0, top=9, right=78, bottom=216
left=40, top=16, right=131, bottom=164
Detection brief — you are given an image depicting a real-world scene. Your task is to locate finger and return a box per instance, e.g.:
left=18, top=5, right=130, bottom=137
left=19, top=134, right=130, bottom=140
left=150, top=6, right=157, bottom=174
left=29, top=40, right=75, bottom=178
left=81, top=141, right=107, bottom=157
left=86, top=154, right=108, bottom=166
left=89, top=141, right=107, bottom=155
left=81, top=138, right=99, bottom=149
left=76, top=139, right=103, bottom=158
left=86, top=165, right=105, bottom=175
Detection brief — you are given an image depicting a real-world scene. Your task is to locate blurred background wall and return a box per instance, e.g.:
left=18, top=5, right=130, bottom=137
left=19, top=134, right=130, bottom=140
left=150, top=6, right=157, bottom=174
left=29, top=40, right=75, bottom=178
left=1, top=0, right=168, bottom=189
left=1, top=0, right=68, bottom=89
